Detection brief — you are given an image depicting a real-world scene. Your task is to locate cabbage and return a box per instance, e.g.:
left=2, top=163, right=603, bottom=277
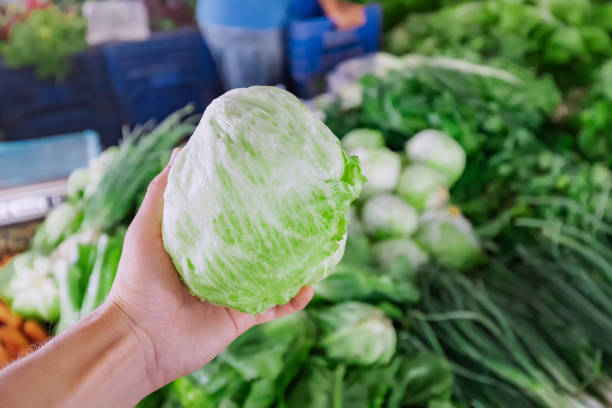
left=7, top=252, right=59, bottom=321
left=415, top=207, right=481, bottom=269
left=338, top=82, right=363, bottom=110
left=162, top=86, right=364, bottom=315
left=31, top=202, right=82, bottom=253
left=405, top=129, right=466, bottom=186
left=396, top=164, right=449, bottom=212
left=313, top=302, right=396, bottom=366
left=370, top=238, right=429, bottom=271
left=362, top=194, right=419, bottom=239
left=352, top=147, right=402, bottom=198
left=341, top=128, right=385, bottom=153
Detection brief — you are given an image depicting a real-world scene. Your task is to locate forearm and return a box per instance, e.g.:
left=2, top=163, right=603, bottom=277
left=0, top=302, right=153, bottom=408
left=317, top=0, right=341, bottom=14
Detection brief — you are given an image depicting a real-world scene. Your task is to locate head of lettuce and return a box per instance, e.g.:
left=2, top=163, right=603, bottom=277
left=162, top=87, right=365, bottom=315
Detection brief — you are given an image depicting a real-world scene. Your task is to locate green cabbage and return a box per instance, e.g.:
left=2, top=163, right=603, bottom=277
left=352, top=147, right=401, bottom=198
left=341, top=128, right=385, bottom=152
left=396, top=164, right=449, bottom=212
left=162, top=86, right=364, bottom=315
left=405, top=130, right=466, bottom=186
left=415, top=207, right=481, bottom=269
left=362, top=194, right=419, bottom=239
left=370, top=238, right=429, bottom=271
left=313, top=302, right=396, bottom=366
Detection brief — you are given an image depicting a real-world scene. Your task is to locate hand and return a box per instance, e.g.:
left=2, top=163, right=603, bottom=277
left=108, top=149, right=313, bottom=389
left=327, top=2, right=365, bottom=30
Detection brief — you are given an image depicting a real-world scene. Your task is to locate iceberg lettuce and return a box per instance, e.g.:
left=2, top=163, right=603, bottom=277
left=162, top=87, right=364, bottom=314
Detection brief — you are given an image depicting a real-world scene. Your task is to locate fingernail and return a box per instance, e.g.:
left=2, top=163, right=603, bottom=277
left=169, top=148, right=181, bottom=166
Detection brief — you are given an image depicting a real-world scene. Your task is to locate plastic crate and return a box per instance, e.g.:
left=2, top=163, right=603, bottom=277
left=102, top=28, right=222, bottom=126
left=288, top=0, right=323, bottom=19
left=0, top=48, right=121, bottom=147
left=287, top=3, right=382, bottom=84
left=0, top=130, right=101, bottom=189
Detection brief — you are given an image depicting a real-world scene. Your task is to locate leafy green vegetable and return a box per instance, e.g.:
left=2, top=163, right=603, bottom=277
left=312, top=302, right=396, bottom=366
left=413, top=271, right=589, bottom=408
left=6, top=252, right=58, bottom=321
left=370, top=238, right=429, bottom=271
left=361, top=194, right=419, bottom=239
left=67, top=147, right=119, bottom=201
left=167, top=312, right=315, bottom=408
left=285, top=356, right=399, bottom=408
left=387, top=353, right=454, bottom=407
left=405, top=129, right=466, bottom=186
left=162, top=87, right=364, bottom=315
left=53, top=241, right=97, bottom=333
left=315, top=247, right=420, bottom=305
left=31, top=202, right=82, bottom=253
left=350, top=147, right=401, bottom=198
left=0, top=7, right=87, bottom=79
left=385, top=0, right=612, bottom=87
left=397, top=164, right=449, bottom=212
left=341, top=128, right=385, bottom=152
left=79, top=232, right=124, bottom=317
left=578, top=59, right=612, bottom=164
left=415, top=207, right=480, bottom=269
left=84, top=105, right=196, bottom=232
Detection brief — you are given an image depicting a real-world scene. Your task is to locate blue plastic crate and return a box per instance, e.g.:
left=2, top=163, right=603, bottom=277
left=0, top=130, right=101, bottom=189
left=102, top=28, right=222, bottom=126
left=287, top=3, right=382, bottom=82
left=288, top=0, right=323, bottom=19
left=0, top=48, right=121, bottom=147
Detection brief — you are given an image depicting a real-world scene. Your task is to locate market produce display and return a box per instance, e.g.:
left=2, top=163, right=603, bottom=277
left=0, top=106, right=196, bottom=331
left=0, top=0, right=196, bottom=79
left=0, top=5, right=87, bottom=79
left=1, top=0, right=612, bottom=406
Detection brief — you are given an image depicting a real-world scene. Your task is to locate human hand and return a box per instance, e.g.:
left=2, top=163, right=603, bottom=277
left=107, top=149, right=313, bottom=390
left=327, top=2, right=365, bottom=30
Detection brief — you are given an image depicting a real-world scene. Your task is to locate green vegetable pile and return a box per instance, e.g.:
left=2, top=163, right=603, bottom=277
left=0, top=106, right=196, bottom=329
left=385, top=0, right=612, bottom=88
left=0, top=6, right=87, bottom=79
left=311, top=0, right=611, bottom=404
left=1, top=0, right=612, bottom=404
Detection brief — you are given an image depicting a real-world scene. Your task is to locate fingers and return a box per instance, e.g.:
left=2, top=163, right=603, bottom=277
left=131, top=148, right=181, bottom=237
left=255, top=286, right=314, bottom=325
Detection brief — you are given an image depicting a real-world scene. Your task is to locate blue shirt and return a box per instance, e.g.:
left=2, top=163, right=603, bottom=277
left=197, top=0, right=292, bottom=30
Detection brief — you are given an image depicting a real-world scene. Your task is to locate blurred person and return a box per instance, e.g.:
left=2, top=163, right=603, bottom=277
left=197, top=0, right=365, bottom=89
left=0, top=149, right=313, bottom=407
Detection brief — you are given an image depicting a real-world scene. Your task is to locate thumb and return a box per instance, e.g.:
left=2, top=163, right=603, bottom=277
left=131, top=148, right=181, bottom=238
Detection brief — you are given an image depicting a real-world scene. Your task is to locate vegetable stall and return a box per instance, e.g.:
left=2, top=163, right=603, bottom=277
left=1, top=0, right=612, bottom=407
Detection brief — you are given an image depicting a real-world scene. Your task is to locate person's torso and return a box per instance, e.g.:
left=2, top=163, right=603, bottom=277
left=196, top=0, right=292, bottom=30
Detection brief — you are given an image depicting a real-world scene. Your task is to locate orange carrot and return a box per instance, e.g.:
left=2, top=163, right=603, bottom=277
left=0, top=302, right=23, bottom=329
left=22, top=320, right=48, bottom=343
left=0, top=327, right=29, bottom=359
left=0, top=344, right=8, bottom=368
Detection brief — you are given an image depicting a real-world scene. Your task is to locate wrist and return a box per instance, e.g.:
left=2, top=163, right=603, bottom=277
left=103, top=299, right=163, bottom=391
left=0, top=300, right=158, bottom=408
